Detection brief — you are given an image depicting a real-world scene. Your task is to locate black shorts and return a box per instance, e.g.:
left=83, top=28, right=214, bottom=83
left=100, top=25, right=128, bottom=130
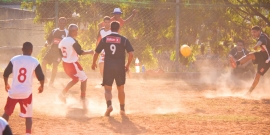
left=253, top=51, right=270, bottom=76
left=102, top=65, right=126, bottom=86
left=43, top=48, right=61, bottom=65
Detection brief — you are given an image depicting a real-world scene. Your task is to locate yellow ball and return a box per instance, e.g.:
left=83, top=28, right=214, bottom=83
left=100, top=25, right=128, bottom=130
left=180, top=44, right=192, bottom=57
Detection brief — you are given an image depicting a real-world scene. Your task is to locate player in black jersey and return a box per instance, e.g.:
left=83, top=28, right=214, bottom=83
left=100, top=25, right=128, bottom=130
left=92, top=21, right=134, bottom=116
left=230, top=26, right=270, bottom=95
left=42, top=17, right=68, bottom=86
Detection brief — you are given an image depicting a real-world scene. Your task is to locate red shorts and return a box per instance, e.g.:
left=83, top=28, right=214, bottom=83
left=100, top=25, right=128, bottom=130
left=63, top=61, right=87, bottom=82
left=4, top=94, right=32, bottom=118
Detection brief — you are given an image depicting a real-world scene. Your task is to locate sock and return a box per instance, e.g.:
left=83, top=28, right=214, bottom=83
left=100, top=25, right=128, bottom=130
left=106, top=100, right=112, bottom=108
left=26, top=129, right=31, bottom=134
left=236, top=61, right=240, bottom=66
left=81, top=92, right=86, bottom=99
left=120, top=104, right=125, bottom=111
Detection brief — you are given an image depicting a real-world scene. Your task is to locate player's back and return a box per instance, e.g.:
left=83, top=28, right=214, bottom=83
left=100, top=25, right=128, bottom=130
left=59, top=37, right=79, bottom=63
left=9, top=55, right=39, bottom=99
left=101, top=33, right=131, bottom=66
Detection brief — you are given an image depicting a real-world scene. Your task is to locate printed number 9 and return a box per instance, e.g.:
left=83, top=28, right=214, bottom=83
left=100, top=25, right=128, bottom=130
left=110, top=44, right=116, bottom=55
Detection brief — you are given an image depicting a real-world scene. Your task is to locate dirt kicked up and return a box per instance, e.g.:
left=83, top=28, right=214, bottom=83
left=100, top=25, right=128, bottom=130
left=0, top=75, right=269, bottom=135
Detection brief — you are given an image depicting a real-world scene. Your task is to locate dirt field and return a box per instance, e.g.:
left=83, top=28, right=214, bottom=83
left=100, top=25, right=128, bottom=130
left=0, top=74, right=270, bottom=135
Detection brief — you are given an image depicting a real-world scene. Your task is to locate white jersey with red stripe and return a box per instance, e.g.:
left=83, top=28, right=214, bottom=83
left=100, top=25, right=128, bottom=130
left=59, top=37, right=79, bottom=63
left=98, top=29, right=111, bottom=63
left=9, top=55, right=39, bottom=99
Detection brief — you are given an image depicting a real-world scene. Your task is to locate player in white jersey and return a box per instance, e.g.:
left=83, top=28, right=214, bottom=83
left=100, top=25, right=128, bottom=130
left=0, top=117, right=12, bottom=135
left=2, top=42, right=44, bottom=135
left=96, top=16, right=112, bottom=76
left=58, top=24, right=94, bottom=107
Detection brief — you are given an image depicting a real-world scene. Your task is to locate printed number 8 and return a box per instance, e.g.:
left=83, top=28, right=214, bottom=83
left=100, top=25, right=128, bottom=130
left=18, top=68, right=27, bottom=83
left=110, top=44, right=116, bottom=55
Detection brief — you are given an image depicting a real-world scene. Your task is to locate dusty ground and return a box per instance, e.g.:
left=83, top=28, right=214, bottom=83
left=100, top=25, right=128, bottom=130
left=0, top=74, right=270, bottom=135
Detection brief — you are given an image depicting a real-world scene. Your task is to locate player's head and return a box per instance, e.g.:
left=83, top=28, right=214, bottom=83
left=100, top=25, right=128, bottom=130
left=251, top=26, right=261, bottom=38
left=103, top=16, right=111, bottom=29
left=68, top=24, right=78, bottom=38
left=22, top=42, right=33, bottom=55
left=112, top=8, right=122, bottom=19
left=111, top=21, right=120, bottom=32
left=236, top=40, right=244, bottom=51
left=58, top=17, right=67, bottom=30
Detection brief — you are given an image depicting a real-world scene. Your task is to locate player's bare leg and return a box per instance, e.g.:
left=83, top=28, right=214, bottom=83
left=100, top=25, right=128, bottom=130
left=117, top=85, right=125, bottom=115
left=58, top=79, right=79, bottom=103
left=49, top=62, right=59, bottom=86
left=104, top=85, right=113, bottom=116
left=41, top=60, right=48, bottom=83
left=25, top=117, right=32, bottom=134
left=80, top=79, right=88, bottom=109
left=246, top=72, right=261, bottom=95
left=2, top=113, right=9, bottom=121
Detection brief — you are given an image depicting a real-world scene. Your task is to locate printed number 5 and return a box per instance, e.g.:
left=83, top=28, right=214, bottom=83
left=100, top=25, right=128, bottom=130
left=110, top=44, right=116, bottom=55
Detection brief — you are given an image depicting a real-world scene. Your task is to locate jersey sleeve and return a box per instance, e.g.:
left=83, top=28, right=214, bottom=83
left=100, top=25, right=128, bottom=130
left=3, top=61, right=13, bottom=78
left=258, top=35, right=267, bottom=46
left=95, top=38, right=105, bottom=53
left=124, top=39, right=134, bottom=53
left=73, top=42, right=84, bottom=55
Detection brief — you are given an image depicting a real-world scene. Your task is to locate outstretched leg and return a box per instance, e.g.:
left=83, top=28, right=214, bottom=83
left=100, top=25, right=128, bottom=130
left=246, top=72, right=261, bottom=95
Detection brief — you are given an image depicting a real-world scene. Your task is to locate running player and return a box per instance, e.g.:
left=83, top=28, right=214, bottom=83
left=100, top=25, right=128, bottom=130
left=230, top=26, right=270, bottom=95
left=42, top=17, right=68, bottom=86
left=92, top=21, right=134, bottom=116
left=96, top=16, right=112, bottom=76
left=2, top=42, right=44, bottom=135
left=0, top=117, right=12, bottom=135
left=58, top=24, right=94, bottom=107
left=98, top=8, right=137, bottom=29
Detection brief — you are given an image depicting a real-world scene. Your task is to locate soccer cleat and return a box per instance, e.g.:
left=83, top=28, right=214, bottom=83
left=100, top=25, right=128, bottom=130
left=120, top=110, right=126, bottom=116
left=229, top=56, right=237, bottom=68
left=58, top=93, right=66, bottom=104
left=104, top=105, right=113, bottom=117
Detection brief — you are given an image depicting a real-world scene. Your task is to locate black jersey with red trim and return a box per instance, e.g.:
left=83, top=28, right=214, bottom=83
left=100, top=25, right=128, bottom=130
left=47, top=28, right=68, bottom=50
left=95, top=32, right=134, bottom=67
left=258, top=33, right=270, bottom=53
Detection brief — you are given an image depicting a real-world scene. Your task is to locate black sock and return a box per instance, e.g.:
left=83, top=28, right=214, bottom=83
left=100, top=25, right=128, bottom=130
left=236, top=61, right=240, bottom=66
left=120, top=104, right=125, bottom=111
left=106, top=100, right=112, bottom=108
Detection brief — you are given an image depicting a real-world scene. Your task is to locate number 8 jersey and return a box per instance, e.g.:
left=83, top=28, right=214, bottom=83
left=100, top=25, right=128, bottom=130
left=6, top=55, right=41, bottom=99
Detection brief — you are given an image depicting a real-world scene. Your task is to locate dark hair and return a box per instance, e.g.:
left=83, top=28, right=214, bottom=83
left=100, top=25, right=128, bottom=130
left=111, top=21, right=120, bottom=31
left=237, top=40, right=245, bottom=45
left=23, top=42, right=33, bottom=50
left=103, top=16, right=110, bottom=22
left=251, top=26, right=261, bottom=31
left=59, top=17, right=67, bottom=22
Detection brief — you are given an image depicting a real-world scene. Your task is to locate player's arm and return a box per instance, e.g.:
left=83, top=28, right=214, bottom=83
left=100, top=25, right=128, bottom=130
left=3, top=62, right=13, bottom=92
left=35, top=64, right=45, bottom=93
left=124, top=39, right=135, bottom=71
left=73, top=42, right=94, bottom=55
left=2, top=124, right=12, bottom=135
left=92, top=39, right=104, bottom=70
left=124, top=9, right=138, bottom=23
left=45, top=30, right=54, bottom=47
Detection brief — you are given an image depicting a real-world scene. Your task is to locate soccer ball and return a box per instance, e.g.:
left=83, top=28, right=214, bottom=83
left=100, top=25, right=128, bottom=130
left=180, top=44, right=191, bottom=57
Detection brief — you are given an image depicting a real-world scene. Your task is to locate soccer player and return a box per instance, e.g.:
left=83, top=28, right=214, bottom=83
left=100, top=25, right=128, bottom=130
left=0, top=117, right=12, bottom=135
left=58, top=24, right=94, bottom=106
left=92, top=21, right=134, bottom=116
left=42, top=17, right=68, bottom=86
left=2, top=42, right=44, bottom=135
left=98, top=8, right=137, bottom=29
left=96, top=16, right=112, bottom=76
left=228, top=40, right=254, bottom=77
left=230, top=26, right=270, bottom=95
